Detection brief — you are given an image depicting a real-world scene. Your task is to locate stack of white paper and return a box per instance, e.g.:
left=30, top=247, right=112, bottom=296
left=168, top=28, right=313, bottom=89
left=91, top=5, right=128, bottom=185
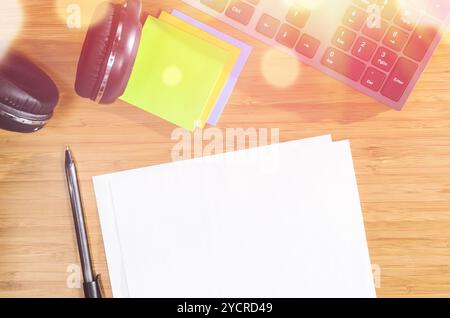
left=93, top=135, right=376, bottom=298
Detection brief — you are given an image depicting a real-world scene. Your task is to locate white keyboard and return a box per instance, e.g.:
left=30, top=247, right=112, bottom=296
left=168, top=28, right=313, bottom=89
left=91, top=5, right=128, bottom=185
left=183, top=0, right=450, bottom=110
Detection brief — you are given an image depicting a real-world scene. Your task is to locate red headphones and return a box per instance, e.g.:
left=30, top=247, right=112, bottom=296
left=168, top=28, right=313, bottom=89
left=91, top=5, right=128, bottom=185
left=75, top=0, right=142, bottom=104
left=0, top=0, right=142, bottom=133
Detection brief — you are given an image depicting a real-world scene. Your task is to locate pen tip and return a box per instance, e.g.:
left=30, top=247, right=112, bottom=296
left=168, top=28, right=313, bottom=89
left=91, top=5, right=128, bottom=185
left=65, top=147, right=73, bottom=164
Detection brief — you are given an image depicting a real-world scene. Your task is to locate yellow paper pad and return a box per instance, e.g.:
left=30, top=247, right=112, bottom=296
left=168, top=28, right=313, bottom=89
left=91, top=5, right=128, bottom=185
left=120, top=16, right=229, bottom=131
left=159, top=11, right=241, bottom=127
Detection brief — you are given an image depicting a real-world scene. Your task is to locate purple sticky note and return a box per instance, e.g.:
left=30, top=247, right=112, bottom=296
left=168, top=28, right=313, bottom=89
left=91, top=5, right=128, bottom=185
left=171, top=10, right=252, bottom=126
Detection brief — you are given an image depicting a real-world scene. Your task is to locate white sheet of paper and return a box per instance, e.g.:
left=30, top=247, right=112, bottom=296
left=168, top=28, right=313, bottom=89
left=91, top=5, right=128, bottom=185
left=94, top=135, right=332, bottom=297
left=93, top=135, right=375, bottom=298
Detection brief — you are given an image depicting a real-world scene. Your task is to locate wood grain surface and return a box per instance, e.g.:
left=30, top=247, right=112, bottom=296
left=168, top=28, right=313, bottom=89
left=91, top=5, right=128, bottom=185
left=0, top=0, right=449, bottom=298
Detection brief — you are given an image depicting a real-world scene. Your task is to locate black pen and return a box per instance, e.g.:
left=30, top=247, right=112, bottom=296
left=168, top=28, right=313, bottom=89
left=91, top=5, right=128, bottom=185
left=65, top=146, right=102, bottom=298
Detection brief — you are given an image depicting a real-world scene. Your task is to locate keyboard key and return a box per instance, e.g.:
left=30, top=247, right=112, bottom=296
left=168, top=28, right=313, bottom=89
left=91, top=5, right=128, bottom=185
left=352, top=36, right=377, bottom=61
left=362, top=18, right=388, bottom=41
left=295, top=34, right=321, bottom=58
left=286, top=5, right=311, bottom=29
left=361, top=67, right=387, bottom=91
left=200, top=0, right=229, bottom=13
left=225, top=0, right=255, bottom=25
left=372, top=47, right=397, bottom=72
left=256, top=14, right=280, bottom=38
left=404, top=22, right=439, bottom=62
left=332, top=27, right=357, bottom=51
left=394, top=8, right=420, bottom=31
left=275, top=24, right=301, bottom=48
left=383, top=26, right=410, bottom=51
left=321, top=47, right=366, bottom=81
left=381, top=58, right=418, bottom=101
left=343, top=5, right=368, bottom=31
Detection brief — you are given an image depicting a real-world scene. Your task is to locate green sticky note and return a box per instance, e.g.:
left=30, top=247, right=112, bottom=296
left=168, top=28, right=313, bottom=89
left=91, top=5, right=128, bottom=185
left=159, top=11, right=241, bottom=127
left=120, top=16, right=229, bottom=131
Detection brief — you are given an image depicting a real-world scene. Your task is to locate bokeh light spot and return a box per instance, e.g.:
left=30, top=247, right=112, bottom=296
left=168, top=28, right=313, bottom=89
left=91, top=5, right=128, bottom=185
left=261, top=48, right=300, bottom=88
left=162, top=65, right=183, bottom=87
left=0, top=0, right=23, bottom=59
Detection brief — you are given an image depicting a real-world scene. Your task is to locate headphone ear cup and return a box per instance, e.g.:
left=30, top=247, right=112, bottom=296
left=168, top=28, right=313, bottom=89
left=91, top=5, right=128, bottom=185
left=0, top=52, right=59, bottom=133
left=0, top=53, right=59, bottom=116
left=75, top=2, right=117, bottom=101
left=99, top=1, right=142, bottom=104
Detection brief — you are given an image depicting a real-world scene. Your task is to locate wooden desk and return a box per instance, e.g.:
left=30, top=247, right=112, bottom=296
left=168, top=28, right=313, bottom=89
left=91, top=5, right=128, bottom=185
left=0, top=0, right=449, bottom=298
